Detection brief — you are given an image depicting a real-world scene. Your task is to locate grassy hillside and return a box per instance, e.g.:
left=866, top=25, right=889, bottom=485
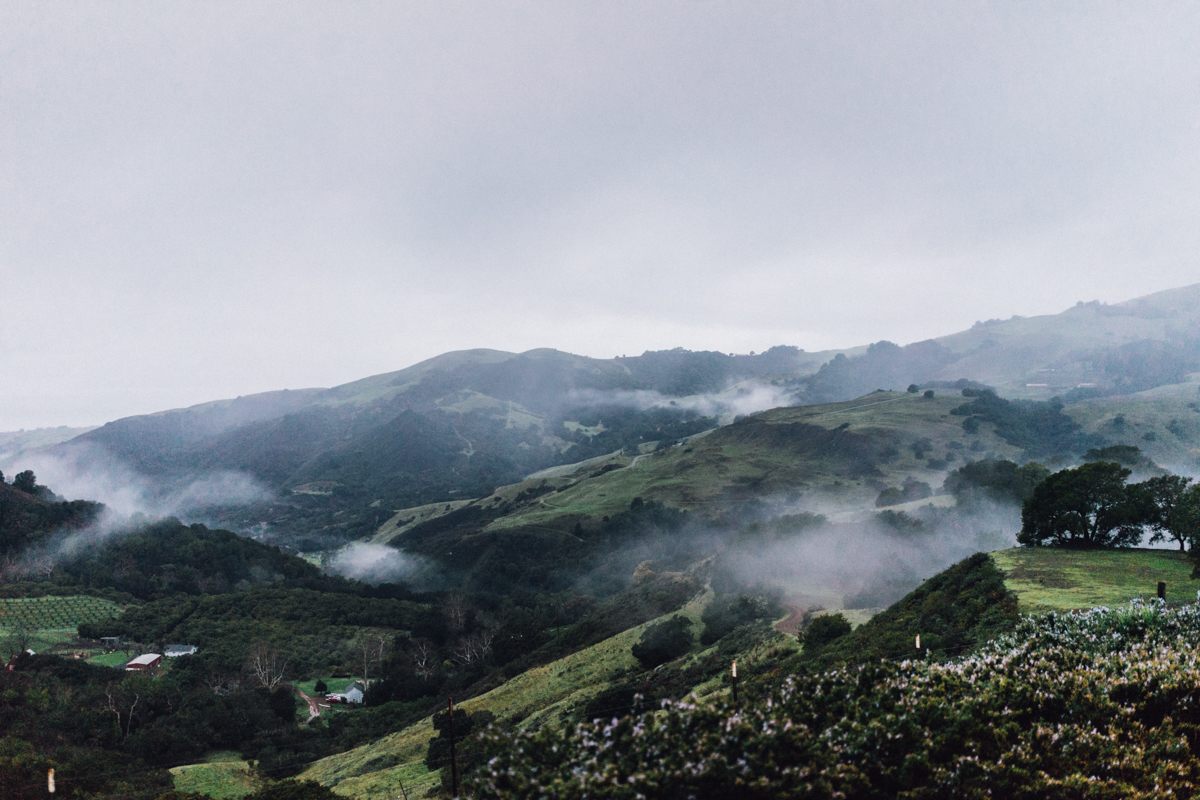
left=169, top=754, right=257, bottom=800
left=1065, top=379, right=1200, bottom=472
left=468, top=599, right=1200, bottom=799
left=487, top=390, right=1022, bottom=529
left=934, top=282, right=1200, bottom=398
left=991, top=547, right=1197, bottom=611
left=297, top=592, right=710, bottom=795
left=296, top=589, right=792, bottom=799
left=287, top=547, right=1200, bottom=798
left=391, top=387, right=1185, bottom=597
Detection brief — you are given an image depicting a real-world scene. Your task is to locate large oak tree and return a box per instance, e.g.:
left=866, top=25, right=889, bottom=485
left=1018, top=461, right=1144, bottom=548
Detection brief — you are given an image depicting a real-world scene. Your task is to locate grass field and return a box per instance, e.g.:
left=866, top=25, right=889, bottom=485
left=86, top=650, right=133, bottom=667
left=170, top=753, right=257, bottom=799
left=991, top=547, right=1198, bottom=611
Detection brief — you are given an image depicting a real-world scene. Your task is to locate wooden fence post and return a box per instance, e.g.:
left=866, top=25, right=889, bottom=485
left=448, top=696, right=458, bottom=798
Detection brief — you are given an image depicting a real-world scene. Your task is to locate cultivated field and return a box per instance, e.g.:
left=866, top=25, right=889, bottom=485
left=0, top=595, right=124, bottom=654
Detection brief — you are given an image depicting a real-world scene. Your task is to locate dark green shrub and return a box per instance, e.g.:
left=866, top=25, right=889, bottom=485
left=800, top=613, right=851, bottom=654
left=631, top=616, right=693, bottom=669
left=245, top=779, right=339, bottom=800
left=700, top=594, right=773, bottom=645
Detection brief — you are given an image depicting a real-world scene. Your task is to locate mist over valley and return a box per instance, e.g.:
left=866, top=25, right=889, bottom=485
left=8, top=6, right=1200, bottom=794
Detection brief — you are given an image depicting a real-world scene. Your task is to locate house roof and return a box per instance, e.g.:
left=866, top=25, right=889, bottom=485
left=126, top=654, right=161, bottom=666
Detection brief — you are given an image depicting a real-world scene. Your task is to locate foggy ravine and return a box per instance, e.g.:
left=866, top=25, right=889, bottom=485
left=0, top=385, right=1172, bottom=600
left=11, top=443, right=271, bottom=520
left=560, top=492, right=1022, bottom=616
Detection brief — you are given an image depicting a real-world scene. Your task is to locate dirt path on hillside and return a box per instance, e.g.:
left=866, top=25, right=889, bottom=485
left=297, top=688, right=321, bottom=722
left=774, top=602, right=806, bottom=635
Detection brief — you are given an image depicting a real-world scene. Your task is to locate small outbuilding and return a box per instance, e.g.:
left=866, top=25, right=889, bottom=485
left=164, top=644, right=198, bottom=657
left=125, top=653, right=162, bottom=672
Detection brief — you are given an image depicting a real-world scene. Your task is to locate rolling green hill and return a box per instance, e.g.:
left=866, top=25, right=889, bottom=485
left=4, top=282, right=1196, bottom=569
left=385, top=389, right=1029, bottom=593
left=376, top=375, right=1200, bottom=605
left=490, top=390, right=1021, bottom=525
left=292, top=588, right=792, bottom=799
left=291, top=544, right=1200, bottom=797
left=1065, top=379, right=1200, bottom=472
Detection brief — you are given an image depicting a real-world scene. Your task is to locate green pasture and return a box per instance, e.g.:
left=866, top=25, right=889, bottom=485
left=170, top=753, right=257, bottom=799
left=991, top=547, right=1198, bottom=612
left=87, top=650, right=134, bottom=667
left=3, top=628, right=78, bottom=656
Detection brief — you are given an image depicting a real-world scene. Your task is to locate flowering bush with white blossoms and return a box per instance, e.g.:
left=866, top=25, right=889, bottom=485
left=467, top=600, right=1200, bottom=799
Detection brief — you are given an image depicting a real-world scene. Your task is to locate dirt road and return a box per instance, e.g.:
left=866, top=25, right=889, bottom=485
left=296, top=688, right=321, bottom=722
left=774, top=602, right=806, bottom=636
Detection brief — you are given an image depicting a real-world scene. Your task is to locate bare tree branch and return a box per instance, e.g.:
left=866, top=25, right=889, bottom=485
left=359, top=633, right=387, bottom=684
left=245, top=641, right=289, bottom=690
left=410, top=639, right=436, bottom=679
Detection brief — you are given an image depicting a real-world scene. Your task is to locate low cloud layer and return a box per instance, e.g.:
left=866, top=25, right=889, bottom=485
left=722, top=512, right=1019, bottom=611
left=579, top=495, right=1022, bottom=611
left=565, top=381, right=796, bottom=421
left=11, top=443, right=271, bottom=518
left=5, top=5, right=1200, bottom=429
left=325, top=542, right=430, bottom=585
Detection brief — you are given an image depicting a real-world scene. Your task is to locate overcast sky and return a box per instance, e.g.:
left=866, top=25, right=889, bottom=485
left=3, top=2, right=1200, bottom=430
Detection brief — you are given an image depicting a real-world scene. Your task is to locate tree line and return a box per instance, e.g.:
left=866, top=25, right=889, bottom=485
left=1018, top=461, right=1200, bottom=552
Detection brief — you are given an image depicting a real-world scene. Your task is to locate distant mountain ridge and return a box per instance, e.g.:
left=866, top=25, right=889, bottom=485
left=797, top=283, right=1200, bottom=403
left=8, top=283, right=1200, bottom=547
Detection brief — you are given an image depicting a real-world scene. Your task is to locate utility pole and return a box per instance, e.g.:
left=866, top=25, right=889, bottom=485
left=731, top=660, right=738, bottom=706
left=448, top=696, right=458, bottom=798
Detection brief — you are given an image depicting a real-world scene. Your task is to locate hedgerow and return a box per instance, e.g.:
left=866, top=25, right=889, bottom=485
left=467, top=600, right=1200, bottom=799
